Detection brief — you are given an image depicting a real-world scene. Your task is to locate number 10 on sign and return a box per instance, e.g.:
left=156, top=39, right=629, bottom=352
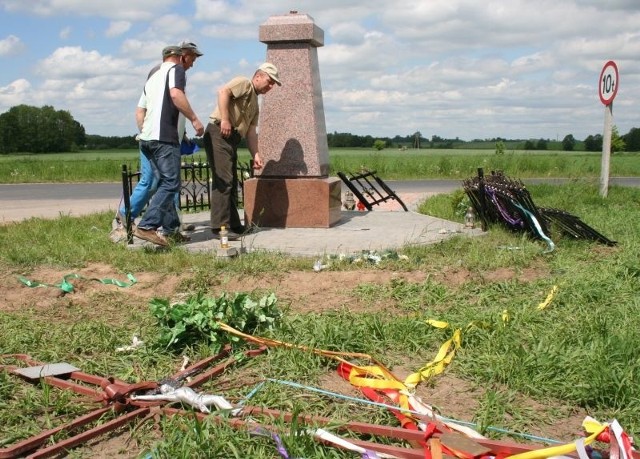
left=599, top=61, right=618, bottom=106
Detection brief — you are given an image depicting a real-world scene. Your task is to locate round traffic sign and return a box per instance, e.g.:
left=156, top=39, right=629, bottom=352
left=599, top=60, right=619, bottom=105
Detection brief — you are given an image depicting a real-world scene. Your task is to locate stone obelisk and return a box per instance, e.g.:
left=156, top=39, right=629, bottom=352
left=242, top=11, right=341, bottom=228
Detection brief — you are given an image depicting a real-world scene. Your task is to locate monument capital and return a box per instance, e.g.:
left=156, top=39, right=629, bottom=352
left=259, top=11, right=324, bottom=47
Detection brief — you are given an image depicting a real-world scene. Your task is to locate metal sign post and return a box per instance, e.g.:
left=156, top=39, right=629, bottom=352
left=598, top=60, right=619, bottom=197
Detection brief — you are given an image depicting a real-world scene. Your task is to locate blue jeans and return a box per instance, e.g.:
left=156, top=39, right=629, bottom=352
left=137, top=140, right=181, bottom=235
left=120, top=150, right=181, bottom=220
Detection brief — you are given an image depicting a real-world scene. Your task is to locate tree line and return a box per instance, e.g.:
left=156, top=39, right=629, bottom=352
left=1, top=104, right=640, bottom=153
left=0, top=105, right=86, bottom=153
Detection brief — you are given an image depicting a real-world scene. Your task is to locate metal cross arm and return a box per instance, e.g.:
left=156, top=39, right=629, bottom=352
left=338, top=170, right=408, bottom=211
left=0, top=346, right=266, bottom=458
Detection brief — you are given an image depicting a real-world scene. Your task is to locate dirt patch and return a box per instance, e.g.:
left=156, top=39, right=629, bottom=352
left=214, top=269, right=429, bottom=313
left=1, top=264, right=185, bottom=323
left=0, top=262, right=587, bottom=456
left=1, top=262, right=548, bottom=316
left=479, top=266, right=547, bottom=284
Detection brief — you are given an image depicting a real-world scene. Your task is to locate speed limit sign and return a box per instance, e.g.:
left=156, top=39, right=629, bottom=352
left=599, top=60, right=619, bottom=105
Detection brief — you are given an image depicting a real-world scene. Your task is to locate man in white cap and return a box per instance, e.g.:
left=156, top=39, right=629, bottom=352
left=204, top=62, right=281, bottom=240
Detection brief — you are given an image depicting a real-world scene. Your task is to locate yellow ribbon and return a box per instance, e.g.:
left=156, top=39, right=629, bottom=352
left=506, top=419, right=607, bottom=459
left=216, top=320, right=461, bottom=413
left=346, top=365, right=406, bottom=391
left=404, top=324, right=461, bottom=388
left=537, top=285, right=558, bottom=310
left=216, top=321, right=401, bottom=380
left=502, top=309, right=510, bottom=325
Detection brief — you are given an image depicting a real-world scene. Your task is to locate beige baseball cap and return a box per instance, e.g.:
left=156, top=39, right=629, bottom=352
left=258, top=62, right=281, bottom=85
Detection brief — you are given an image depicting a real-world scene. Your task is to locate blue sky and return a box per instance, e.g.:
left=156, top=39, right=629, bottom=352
left=1, top=0, right=639, bottom=141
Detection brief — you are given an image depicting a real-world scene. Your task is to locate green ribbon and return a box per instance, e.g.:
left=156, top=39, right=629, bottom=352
left=18, top=273, right=137, bottom=293
left=511, top=202, right=556, bottom=254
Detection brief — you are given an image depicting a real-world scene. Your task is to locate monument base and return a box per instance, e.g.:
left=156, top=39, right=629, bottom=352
left=243, top=177, right=342, bottom=228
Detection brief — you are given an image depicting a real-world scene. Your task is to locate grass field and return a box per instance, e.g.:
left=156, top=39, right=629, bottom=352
left=1, top=148, right=639, bottom=458
left=0, top=179, right=639, bottom=458
left=1, top=148, right=639, bottom=183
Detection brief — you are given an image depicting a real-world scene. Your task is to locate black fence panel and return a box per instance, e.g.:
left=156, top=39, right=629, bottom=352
left=179, top=157, right=211, bottom=212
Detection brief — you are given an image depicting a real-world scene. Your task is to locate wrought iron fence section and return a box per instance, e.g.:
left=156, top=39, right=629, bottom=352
left=179, top=158, right=211, bottom=211
left=121, top=157, right=253, bottom=224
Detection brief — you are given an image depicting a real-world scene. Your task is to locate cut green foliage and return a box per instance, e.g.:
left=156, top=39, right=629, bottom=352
left=149, top=292, right=281, bottom=351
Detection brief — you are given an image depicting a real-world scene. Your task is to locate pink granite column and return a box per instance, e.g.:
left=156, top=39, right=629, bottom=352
left=243, top=11, right=341, bottom=228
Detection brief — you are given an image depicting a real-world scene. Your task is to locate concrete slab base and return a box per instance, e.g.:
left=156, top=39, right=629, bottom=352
left=243, top=177, right=342, bottom=228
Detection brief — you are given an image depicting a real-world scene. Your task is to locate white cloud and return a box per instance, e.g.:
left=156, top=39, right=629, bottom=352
left=105, top=21, right=131, bottom=38
left=23, top=46, right=147, bottom=131
left=118, top=15, right=195, bottom=51
left=0, top=79, right=31, bottom=102
left=194, top=0, right=257, bottom=24
left=149, top=14, right=192, bottom=37
left=575, top=0, right=639, bottom=10
left=36, top=47, right=133, bottom=78
left=121, top=39, right=169, bottom=61
left=2, top=0, right=640, bottom=140
left=327, top=22, right=367, bottom=46
left=0, top=35, right=26, bottom=57
left=1, top=0, right=177, bottom=21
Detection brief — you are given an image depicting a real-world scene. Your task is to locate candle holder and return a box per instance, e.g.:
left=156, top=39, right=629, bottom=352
left=464, top=206, right=476, bottom=229
left=343, top=191, right=356, bottom=210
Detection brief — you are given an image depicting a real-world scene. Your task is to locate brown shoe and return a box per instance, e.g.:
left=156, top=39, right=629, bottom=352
left=134, top=227, right=168, bottom=247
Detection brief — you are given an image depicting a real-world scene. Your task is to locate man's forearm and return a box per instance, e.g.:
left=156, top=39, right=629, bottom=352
left=170, top=88, right=198, bottom=122
left=246, top=128, right=259, bottom=155
left=135, top=107, right=145, bottom=132
left=217, top=87, right=232, bottom=122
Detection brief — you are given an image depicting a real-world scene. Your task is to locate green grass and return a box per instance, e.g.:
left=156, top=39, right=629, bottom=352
left=1, top=182, right=639, bottom=457
left=1, top=149, right=639, bottom=183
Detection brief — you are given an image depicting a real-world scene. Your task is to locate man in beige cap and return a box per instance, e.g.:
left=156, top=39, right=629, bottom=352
left=204, top=62, right=281, bottom=240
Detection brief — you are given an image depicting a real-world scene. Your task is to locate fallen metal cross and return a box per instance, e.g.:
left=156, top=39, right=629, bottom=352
left=0, top=346, right=265, bottom=458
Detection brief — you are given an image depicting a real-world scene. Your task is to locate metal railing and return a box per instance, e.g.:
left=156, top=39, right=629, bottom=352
left=119, top=158, right=253, bottom=243
left=179, top=158, right=211, bottom=211
left=337, top=169, right=408, bottom=211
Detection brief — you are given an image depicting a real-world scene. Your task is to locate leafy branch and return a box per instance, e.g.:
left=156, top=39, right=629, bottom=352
left=150, top=292, right=281, bottom=352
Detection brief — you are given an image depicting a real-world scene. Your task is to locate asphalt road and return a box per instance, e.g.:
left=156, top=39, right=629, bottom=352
left=3, top=177, right=638, bottom=200
left=1, top=177, right=637, bottom=224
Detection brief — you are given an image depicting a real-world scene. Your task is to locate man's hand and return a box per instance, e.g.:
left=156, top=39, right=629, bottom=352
left=192, top=118, right=204, bottom=137
left=219, top=119, right=233, bottom=138
left=252, top=152, right=264, bottom=169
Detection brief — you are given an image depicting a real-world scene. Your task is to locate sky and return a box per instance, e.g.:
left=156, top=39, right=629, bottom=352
left=0, top=0, right=638, bottom=142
